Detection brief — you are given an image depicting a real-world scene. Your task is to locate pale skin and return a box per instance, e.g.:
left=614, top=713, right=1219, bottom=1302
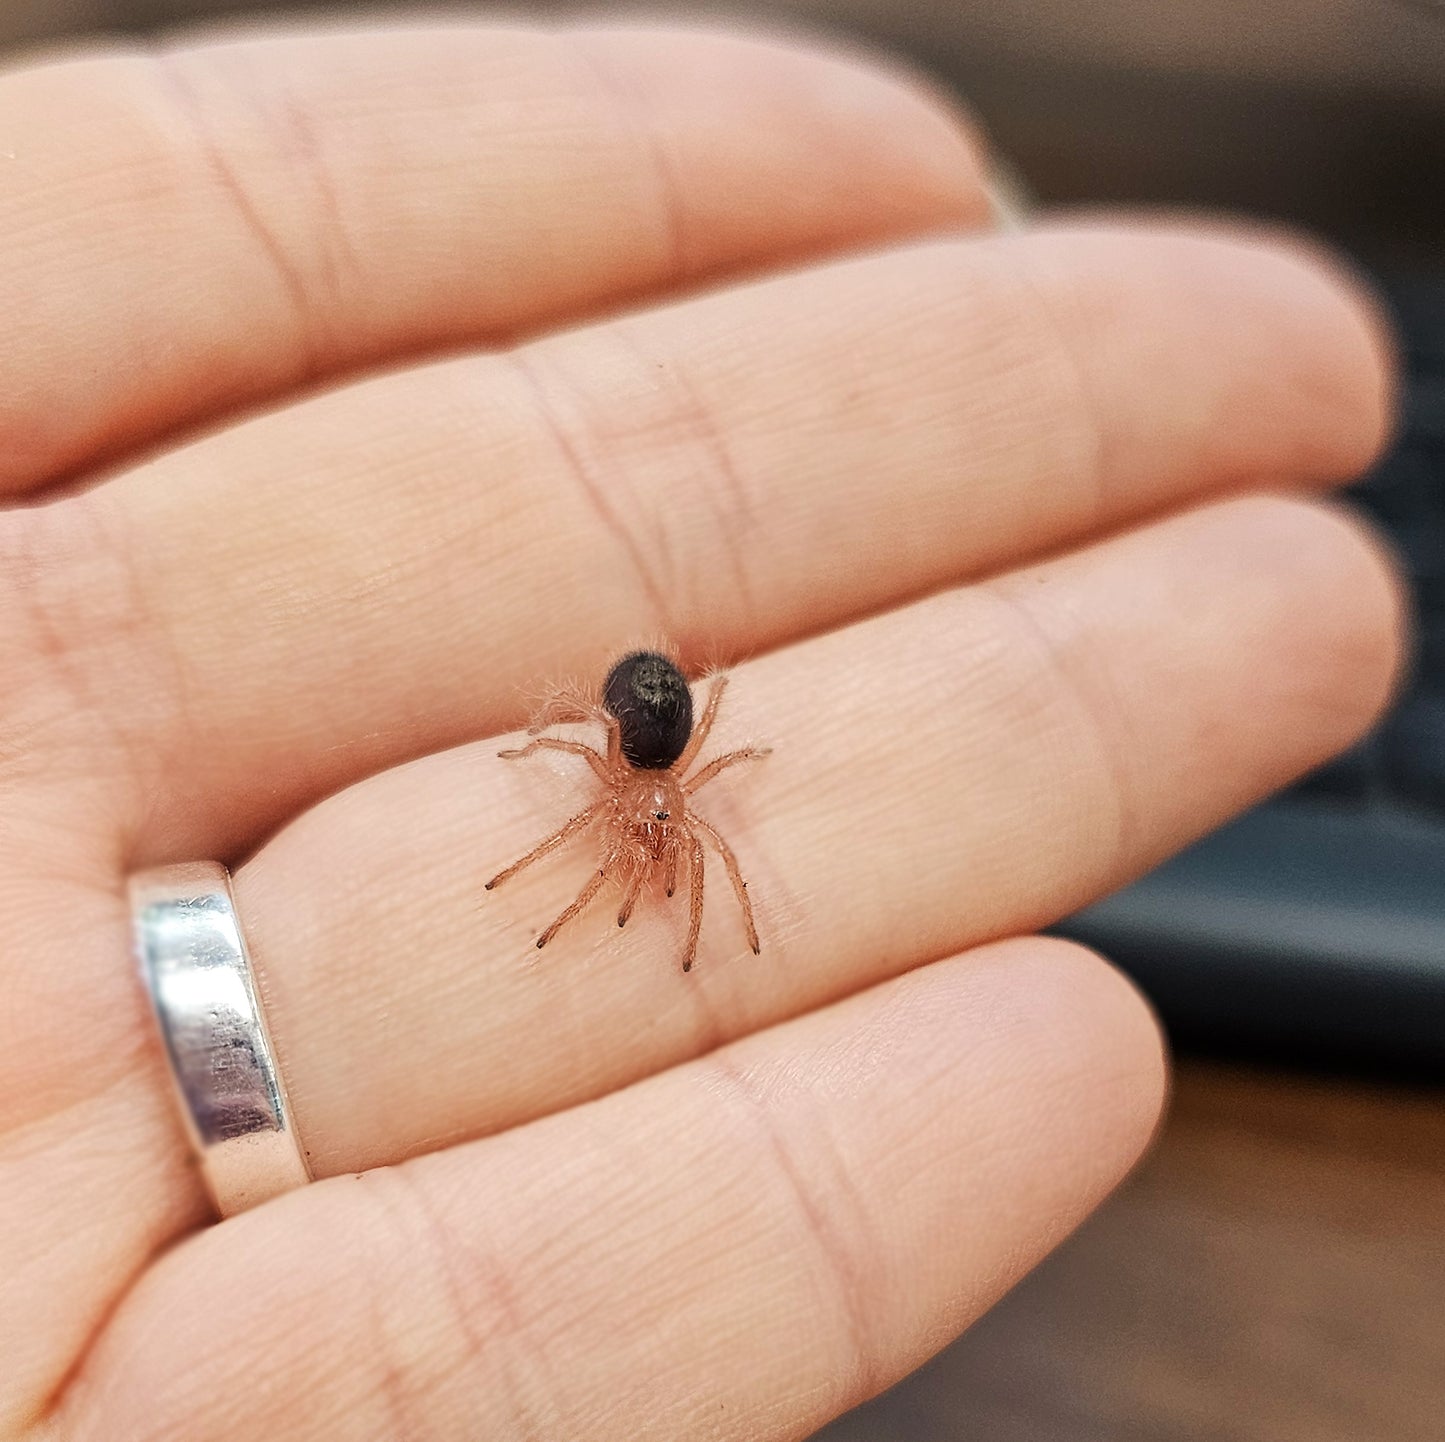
left=0, top=16, right=1405, bottom=1442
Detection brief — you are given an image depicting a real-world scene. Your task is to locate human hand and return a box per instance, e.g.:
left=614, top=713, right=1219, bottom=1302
left=1, top=18, right=1402, bottom=1441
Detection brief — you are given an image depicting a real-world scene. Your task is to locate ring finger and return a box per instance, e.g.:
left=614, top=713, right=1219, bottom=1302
left=237, top=492, right=1402, bottom=1173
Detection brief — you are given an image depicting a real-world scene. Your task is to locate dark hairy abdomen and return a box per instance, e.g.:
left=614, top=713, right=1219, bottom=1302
left=603, top=651, right=693, bottom=769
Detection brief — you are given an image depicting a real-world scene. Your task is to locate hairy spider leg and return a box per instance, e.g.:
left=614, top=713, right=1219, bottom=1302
left=526, top=689, right=625, bottom=772
left=536, top=868, right=609, bottom=949
left=498, top=736, right=610, bottom=782
left=604, top=711, right=622, bottom=771
left=483, top=800, right=605, bottom=891
left=683, top=834, right=706, bottom=972
left=674, top=673, right=728, bottom=774
left=526, top=685, right=606, bottom=733
left=686, top=808, right=760, bottom=954
left=663, top=840, right=681, bottom=898
left=616, top=867, right=645, bottom=927
left=683, top=746, right=771, bottom=795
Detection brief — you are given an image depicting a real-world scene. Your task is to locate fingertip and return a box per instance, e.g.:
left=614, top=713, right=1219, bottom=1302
left=1183, top=224, right=1398, bottom=482
left=1209, top=223, right=1398, bottom=480
left=1018, top=934, right=1170, bottom=1160
left=1199, top=493, right=1410, bottom=753
left=920, top=935, right=1170, bottom=1183
left=573, top=22, right=998, bottom=244
left=1018, top=219, right=1400, bottom=496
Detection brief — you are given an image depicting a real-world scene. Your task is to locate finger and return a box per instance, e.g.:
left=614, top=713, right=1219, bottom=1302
left=58, top=938, right=1165, bottom=1442
left=229, top=494, right=1401, bottom=1173
left=11, top=224, right=1390, bottom=857
left=0, top=20, right=989, bottom=492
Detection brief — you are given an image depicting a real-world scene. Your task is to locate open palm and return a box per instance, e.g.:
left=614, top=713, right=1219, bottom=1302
left=2, top=18, right=1401, bottom=1442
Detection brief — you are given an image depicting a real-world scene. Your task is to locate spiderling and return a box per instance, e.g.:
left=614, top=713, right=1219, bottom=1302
left=485, top=651, right=769, bottom=972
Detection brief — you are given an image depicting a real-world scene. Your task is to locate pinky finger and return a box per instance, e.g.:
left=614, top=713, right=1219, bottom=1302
left=58, top=937, right=1164, bottom=1442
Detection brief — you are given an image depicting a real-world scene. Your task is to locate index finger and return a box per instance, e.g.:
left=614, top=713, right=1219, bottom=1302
left=0, top=20, right=990, bottom=493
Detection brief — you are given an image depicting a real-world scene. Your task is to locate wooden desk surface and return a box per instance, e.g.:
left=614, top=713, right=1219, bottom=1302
left=818, top=1060, right=1445, bottom=1441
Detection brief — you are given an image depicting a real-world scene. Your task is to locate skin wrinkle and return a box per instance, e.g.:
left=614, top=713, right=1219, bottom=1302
left=705, top=1049, right=883, bottom=1418
left=606, top=321, right=760, bottom=637
left=506, top=345, right=675, bottom=635
left=266, top=55, right=360, bottom=321
left=363, top=1280, right=416, bottom=1442
left=145, top=48, right=323, bottom=384
left=0, top=877, right=136, bottom=1128
left=2, top=1077, right=189, bottom=1432
left=365, top=1165, right=548, bottom=1442
left=23, top=1182, right=197, bottom=1437
left=973, top=577, right=1138, bottom=892
left=162, top=39, right=360, bottom=321
left=997, top=240, right=1112, bottom=535
left=566, top=31, right=690, bottom=287
left=0, top=501, right=175, bottom=860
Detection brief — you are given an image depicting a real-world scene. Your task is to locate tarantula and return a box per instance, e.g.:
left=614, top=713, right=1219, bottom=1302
left=484, top=651, right=769, bottom=971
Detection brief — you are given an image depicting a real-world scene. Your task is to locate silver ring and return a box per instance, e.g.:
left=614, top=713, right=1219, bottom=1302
left=129, top=861, right=310, bottom=1217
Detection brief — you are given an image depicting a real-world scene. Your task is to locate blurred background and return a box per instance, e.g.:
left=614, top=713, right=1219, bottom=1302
left=5, top=2, right=1443, bottom=1438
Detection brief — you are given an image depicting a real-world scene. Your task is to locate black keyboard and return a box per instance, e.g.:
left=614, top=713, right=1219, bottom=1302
left=1057, top=274, right=1445, bottom=1074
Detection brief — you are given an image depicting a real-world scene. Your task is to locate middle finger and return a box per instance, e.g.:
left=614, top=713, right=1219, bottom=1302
left=5, top=223, right=1387, bottom=858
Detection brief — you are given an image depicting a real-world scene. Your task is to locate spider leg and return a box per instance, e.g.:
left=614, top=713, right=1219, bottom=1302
left=682, top=834, right=706, bottom=972
left=616, top=868, right=644, bottom=927
left=685, top=809, right=760, bottom=954
left=683, top=746, right=771, bottom=796
left=674, top=673, right=728, bottom=774
left=498, top=736, right=609, bottom=782
left=526, top=684, right=607, bottom=734
left=483, top=800, right=604, bottom=891
left=604, top=713, right=622, bottom=771
left=663, top=841, right=680, bottom=898
left=524, top=684, right=624, bottom=769
left=536, top=868, right=610, bottom=949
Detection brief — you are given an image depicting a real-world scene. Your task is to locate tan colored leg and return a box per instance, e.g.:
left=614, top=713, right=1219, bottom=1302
left=604, top=713, right=622, bottom=771
left=682, top=835, right=705, bottom=972
left=537, top=868, right=609, bottom=949
left=525, top=689, right=621, bottom=771
left=483, top=800, right=603, bottom=891
left=675, top=673, right=728, bottom=774
left=686, top=810, right=759, bottom=954
left=683, top=746, right=770, bottom=795
left=526, top=685, right=607, bottom=733
left=498, top=736, right=609, bottom=782
left=616, top=869, right=644, bottom=927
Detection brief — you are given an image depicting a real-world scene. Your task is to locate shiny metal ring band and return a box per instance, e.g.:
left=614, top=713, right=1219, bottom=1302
left=129, top=861, right=310, bottom=1217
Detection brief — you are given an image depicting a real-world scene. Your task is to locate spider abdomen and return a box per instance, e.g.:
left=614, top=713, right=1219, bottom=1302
left=603, top=651, right=693, bottom=770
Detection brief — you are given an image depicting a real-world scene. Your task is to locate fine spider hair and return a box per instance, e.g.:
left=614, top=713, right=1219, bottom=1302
left=485, top=651, right=769, bottom=972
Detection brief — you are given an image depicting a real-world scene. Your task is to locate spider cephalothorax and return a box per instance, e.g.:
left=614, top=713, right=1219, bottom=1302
left=485, top=651, right=768, bottom=971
